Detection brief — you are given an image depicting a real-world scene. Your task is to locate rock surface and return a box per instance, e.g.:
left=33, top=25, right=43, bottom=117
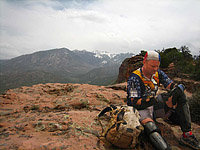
left=0, top=83, right=199, bottom=150
left=116, top=55, right=143, bottom=83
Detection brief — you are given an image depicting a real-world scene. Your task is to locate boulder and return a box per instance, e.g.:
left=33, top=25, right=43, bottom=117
left=116, top=55, right=143, bottom=83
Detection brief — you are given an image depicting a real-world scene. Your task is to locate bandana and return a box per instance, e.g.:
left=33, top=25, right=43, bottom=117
left=144, top=51, right=161, bottom=61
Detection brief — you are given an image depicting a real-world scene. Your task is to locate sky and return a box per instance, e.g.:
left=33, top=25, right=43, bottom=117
left=0, top=0, right=200, bottom=59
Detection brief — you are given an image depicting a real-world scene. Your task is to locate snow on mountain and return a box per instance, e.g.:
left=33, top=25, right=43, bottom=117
left=102, top=60, right=107, bottom=64
left=73, top=49, right=134, bottom=65
left=94, top=53, right=103, bottom=59
left=92, top=50, right=115, bottom=58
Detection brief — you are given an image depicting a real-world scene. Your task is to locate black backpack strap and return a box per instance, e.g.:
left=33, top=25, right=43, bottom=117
left=116, top=108, right=126, bottom=130
left=98, top=107, right=112, bottom=117
left=98, top=105, right=117, bottom=117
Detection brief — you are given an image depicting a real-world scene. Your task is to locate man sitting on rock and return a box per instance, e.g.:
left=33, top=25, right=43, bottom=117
left=127, top=50, right=200, bottom=150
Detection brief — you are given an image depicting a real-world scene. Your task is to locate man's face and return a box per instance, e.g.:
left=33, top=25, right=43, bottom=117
left=143, top=60, right=160, bottom=76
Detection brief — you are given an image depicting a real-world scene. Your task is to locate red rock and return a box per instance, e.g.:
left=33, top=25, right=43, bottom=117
left=0, top=83, right=199, bottom=150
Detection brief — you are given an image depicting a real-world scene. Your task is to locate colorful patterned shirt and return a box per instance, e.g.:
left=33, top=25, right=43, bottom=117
left=127, top=68, right=173, bottom=109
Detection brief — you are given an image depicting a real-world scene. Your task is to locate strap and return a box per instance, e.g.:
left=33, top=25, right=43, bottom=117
left=97, top=105, right=118, bottom=133
left=116, top=108, right=126, bottom=130
left=98, top=107, right=112, bottom=118
left=98, top=105, right=117, bottom=117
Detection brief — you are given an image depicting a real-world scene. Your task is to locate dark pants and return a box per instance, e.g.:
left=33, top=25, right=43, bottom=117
left=154, top=91, right=191, bottom=132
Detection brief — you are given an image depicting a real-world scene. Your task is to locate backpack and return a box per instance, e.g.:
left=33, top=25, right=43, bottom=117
left=97, top=105, right=143, bottom=149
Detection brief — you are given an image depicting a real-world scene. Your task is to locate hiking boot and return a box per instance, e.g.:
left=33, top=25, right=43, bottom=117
left=179, top=134, right=200, bottom=150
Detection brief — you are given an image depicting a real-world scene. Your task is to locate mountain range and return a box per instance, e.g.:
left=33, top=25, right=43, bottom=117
left=0, top=48, right=134, bottom=93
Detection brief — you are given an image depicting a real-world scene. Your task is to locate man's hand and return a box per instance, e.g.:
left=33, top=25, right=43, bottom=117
left=170, top=84, right=185, bottom=96
left=177, top=84, right=185, bottom=92
left=156, top=84, right=185, bottom=102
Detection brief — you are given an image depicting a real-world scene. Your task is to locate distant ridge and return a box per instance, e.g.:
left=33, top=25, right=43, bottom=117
left=0, top=48, right=134, bottom=93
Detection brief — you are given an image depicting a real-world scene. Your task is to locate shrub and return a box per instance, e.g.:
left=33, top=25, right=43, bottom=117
left=188, top=89, right=200, bottom=125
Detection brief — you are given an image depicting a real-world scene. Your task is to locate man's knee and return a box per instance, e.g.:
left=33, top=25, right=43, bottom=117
left=170, top=84, right=187, bottom=104
left=143, top=121, right=160, bottom=135
left=165, top=91, right=187, bottom=108
left=172, top=94, right=187, bottom=105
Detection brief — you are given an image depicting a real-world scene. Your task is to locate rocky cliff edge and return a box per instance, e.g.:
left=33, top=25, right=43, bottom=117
left=0, top=83, right=199, bottom=150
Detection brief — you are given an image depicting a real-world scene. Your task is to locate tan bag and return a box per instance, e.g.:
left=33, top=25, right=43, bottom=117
left=97, top=105, right=143, bottom=148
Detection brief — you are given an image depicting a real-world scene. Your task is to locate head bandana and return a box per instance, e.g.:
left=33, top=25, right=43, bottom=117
left=144, top=51, right=161, bottom=61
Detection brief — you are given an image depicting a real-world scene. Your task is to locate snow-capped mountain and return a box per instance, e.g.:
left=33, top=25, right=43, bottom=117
left=74, top=49, right=134, bottom=65
left=0, top=48, right=134, bottom=93
left=92, top=50, right=117, bottom=59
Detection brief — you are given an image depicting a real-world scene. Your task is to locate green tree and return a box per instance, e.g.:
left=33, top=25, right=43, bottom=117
left=192, top=53, right=200, bottom=80
left=159, top=47, right=181, bottom=68
left=158, top=46, right=199, bottom=81
left=180, top=45, right=193, bottom=60
left=139, top=50, right=147, bottom=56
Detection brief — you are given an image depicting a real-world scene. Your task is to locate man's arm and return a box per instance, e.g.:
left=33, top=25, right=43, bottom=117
left=131, top=97, right=157, bottom=110
left=158, top=69, right=175, bottom=90
left=158, top=69, right=186, bottom=104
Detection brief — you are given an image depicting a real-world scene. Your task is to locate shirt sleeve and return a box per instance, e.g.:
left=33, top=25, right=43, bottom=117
left=158, top=69, right=173, bottom=88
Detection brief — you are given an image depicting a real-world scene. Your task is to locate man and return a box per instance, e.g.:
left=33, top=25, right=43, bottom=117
left=127, top=51, right=200, bottom=150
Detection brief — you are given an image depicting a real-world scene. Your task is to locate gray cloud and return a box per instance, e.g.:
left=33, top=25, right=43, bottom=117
left=0, top=0, right=200, bottom=59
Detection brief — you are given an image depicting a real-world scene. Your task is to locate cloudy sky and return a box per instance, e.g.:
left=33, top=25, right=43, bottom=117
left=0, top=0, right=200, bottom=59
